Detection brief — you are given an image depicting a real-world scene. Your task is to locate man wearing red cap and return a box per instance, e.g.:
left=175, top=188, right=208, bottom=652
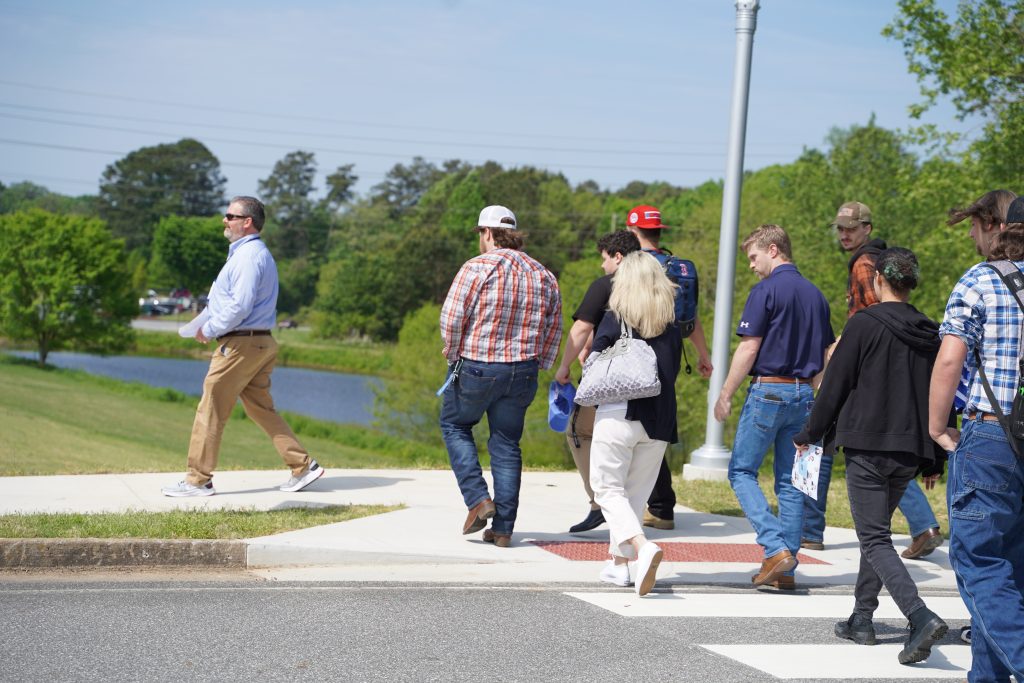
left=625, top=205, right=712, bottom=529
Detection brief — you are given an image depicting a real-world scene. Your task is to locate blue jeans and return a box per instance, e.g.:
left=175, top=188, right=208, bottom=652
left=728, top=380, right=813, bottom=571
left=803, top=459, right=938, bottom=542
left=439, top=359, right=538, bottom=535
left=947, top=419, right=1024, bottom=683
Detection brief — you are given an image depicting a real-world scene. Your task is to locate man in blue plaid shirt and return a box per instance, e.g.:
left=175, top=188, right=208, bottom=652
left=930, top=189, right=1023, bottom=682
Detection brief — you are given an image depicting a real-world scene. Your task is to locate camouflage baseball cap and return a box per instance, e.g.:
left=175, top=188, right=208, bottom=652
left=831, top=201, right=872, bottom=229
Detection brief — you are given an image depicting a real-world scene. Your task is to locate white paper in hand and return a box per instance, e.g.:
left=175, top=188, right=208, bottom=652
left=178, top=309, right=211, bottom=338
left=792, top=444, right=823, bottom=500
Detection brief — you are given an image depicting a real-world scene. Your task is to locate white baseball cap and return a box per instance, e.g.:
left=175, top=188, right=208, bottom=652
left=477, top=205, right=517, bottom=230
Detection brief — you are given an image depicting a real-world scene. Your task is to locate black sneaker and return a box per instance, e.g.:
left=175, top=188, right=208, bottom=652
left=959, top=624, right=971, bottom=644
left=835, top=613, right=876, bottom=645
left=899, top=608, right=948, bottom=665
left=569, top=508, right=605, bottom=533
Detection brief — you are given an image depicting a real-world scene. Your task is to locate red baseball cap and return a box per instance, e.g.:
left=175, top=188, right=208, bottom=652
left=626, top=205, right=668, bottom=230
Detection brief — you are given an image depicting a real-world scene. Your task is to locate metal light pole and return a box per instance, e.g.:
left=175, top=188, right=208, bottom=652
left=684, top=0, right=760, bottom=481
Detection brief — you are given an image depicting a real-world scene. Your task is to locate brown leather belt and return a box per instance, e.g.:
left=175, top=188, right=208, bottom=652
left=965, top=411, right=1001, bottom=423
left=754, top=376, right=809, bottom=384
left=217, top=329, right=272, bottom=341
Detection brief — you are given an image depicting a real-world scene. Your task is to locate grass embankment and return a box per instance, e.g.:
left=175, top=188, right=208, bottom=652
left=0, top=506, right=401, bottom=539
left=0, top=356, right=449, bottom=475
left=131, top=328, right=394, bottom=377
left=0, top=356, right=949, bottom=536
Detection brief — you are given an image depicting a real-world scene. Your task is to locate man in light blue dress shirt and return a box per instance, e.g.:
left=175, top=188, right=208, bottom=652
left=162, top=196, right=323, bottom=497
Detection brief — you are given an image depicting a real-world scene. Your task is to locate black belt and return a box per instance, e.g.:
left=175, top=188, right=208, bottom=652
left=965, top=411, right=1001, bottom=423
left=217, top=329, right=271, bottom=341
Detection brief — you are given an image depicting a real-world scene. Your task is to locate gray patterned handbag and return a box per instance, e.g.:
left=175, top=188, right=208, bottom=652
left=575, top=320, right=661, bottom=406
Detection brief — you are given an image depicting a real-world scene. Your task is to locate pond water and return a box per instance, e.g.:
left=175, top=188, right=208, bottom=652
left=9, top=351, right=380, bottom=425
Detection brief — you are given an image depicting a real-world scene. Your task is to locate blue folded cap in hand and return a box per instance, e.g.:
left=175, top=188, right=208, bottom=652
left=548, top=380, right=576, bottom=432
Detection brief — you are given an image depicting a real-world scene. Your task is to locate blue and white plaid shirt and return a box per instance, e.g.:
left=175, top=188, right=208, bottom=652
left=940, top=260, right=1024, bottom=415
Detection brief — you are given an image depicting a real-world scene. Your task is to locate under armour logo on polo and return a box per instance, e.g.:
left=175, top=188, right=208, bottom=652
left=739, top=321, right=750, bottom=328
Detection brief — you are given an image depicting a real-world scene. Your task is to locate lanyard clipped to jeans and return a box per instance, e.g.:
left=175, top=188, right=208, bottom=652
left=436, top=358, right=464, bottom=396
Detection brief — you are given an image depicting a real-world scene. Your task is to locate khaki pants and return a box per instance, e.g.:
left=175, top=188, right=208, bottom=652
left=566, top=404, right=598, bottom=507
left=186, top=335, right=310, bottom=485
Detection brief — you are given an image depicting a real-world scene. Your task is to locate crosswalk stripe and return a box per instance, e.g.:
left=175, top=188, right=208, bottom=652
left=565, top=592, right=971, bottom=620
left=566, top=593, right=972, bottom=679
left=701, top=644, right=970, bottom=680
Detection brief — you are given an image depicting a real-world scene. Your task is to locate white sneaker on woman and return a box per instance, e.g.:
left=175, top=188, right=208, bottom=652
left=599, top=560, right=632, bottom=587
left=634, top=542, right=663, bottom=596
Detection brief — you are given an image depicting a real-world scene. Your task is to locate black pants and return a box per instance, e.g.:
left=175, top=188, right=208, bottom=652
left=845, top=448, right=927, bottom=619
left=646, top=456, right=676, bottom=520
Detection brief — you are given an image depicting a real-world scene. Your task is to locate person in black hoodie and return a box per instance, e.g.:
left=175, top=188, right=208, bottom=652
left=794, top=247, right=949, bottom=666
left=587, top=251, right=682, bottom=597
left=804, top=202, right=943, bottom=559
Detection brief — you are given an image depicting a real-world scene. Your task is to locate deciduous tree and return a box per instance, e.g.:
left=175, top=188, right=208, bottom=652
left=0, top=210, right=136, bottom=365
left=98, top=139, right=226, bottom=252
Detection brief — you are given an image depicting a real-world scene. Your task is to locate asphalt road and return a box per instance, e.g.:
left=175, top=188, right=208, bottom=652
left=0, top=572, right=969, bottom=683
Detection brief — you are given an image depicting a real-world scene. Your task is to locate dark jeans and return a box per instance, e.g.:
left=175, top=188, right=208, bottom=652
left=846, top=448, right=926, bottom=619
left=646, top=456, right=676, bottom=521
left=439, top=359, right=538, bottom=535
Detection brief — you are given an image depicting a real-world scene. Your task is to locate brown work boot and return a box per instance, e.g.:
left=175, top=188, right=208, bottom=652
left=751, top=549, right=797, bottom=586
left=482, top=528, right=511, bottom=548
left=642, top=509, right=675, bottom=530
left=463, top=498, right=495, bottom=535
left=901, top=528, right=943, bottom=559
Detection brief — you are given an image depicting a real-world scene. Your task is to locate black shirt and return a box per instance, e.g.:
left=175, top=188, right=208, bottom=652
left=573, top=274, right=613, bottom=327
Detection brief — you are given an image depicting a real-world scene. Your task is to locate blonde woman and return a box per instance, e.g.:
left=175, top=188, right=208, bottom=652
left=588, top=251, right=682, bottom=595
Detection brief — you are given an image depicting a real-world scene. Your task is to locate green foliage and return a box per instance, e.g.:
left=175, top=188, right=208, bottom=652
left=372, top=303, right=447, bottom=442
left=884, top=0, right=1024, bottom=188
left=0, top=181, right=97, bottom=216
left=0, top=209, right=136, bottom=365
left=97, top=138, right=226, bottom=252
left=258, top=150, right=322, bottom=258
left=276, top=256, right=320, bottom=316
left=151, top=215, right=225, bottom=294
left=311, top=237, right=423, bottom=341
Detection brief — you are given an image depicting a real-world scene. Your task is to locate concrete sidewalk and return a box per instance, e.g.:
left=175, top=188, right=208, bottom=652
left=0, top=468, right=959, bottom=591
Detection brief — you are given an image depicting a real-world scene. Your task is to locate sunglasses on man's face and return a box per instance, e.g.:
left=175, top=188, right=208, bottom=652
left=224, top=213, right=249, bottom=221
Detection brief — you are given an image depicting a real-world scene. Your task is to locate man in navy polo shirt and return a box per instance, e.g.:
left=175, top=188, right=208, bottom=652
left=714, top=224, right=834, bottom=588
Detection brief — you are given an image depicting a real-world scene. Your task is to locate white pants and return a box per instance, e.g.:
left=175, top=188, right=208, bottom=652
left=589, top=408, right=669, bottom=559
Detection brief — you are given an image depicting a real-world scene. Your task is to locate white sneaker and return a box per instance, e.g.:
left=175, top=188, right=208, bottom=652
left=634, top=542, right=663, bottom=597
left=278, top=459, right=325, bottom=492
left=161, top=480, right=215, bottom=497
left=599, top=560, right=632, bottom=587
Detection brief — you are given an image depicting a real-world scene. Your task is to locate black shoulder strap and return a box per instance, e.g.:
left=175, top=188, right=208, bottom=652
left=975, top=261, right=1024, bottom=458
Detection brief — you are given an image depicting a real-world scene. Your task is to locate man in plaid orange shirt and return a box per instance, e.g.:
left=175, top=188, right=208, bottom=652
left=439, top=205, right=562, bottom=547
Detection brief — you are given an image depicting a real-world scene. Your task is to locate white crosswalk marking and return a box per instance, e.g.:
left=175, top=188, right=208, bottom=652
left=702, top=644, right=970, bottom=680
left=566, top=592, right=970, bottom=620
left=567, top=592, right=972, bottom=680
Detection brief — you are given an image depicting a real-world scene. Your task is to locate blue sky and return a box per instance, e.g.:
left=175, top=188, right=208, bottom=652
left=0, top=0, right=966, bottom=200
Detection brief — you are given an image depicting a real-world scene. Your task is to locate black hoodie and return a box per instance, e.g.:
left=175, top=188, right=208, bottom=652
left=794, top=301, right=946, bottom=463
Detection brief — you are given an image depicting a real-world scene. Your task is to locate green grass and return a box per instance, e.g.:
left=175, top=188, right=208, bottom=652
left=674, top=471, right=948, bottom=537
left=130, top=329, right=394, bottom=376
left=0, top=505, right=401, bottom=539
left=0, top=356, right=449, bottom=475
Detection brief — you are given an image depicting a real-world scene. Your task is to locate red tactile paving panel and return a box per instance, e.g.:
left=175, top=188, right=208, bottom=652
left=529, top=541, right=829, bottom=565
